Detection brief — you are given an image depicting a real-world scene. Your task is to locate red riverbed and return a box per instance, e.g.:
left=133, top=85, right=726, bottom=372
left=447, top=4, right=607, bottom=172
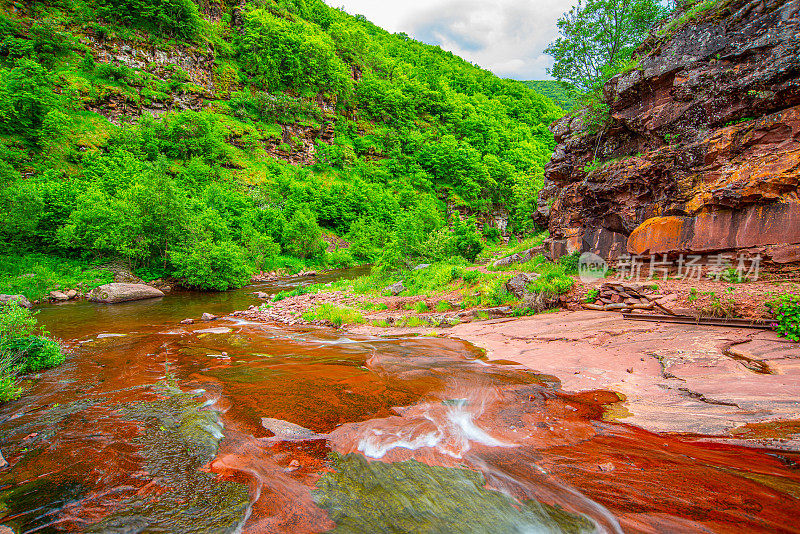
left=1, top=275, right=798, bottom=533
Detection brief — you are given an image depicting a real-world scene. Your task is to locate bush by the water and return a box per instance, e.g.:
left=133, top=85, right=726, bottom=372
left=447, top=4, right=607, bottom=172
left=0, top=299, right=64, bottom=401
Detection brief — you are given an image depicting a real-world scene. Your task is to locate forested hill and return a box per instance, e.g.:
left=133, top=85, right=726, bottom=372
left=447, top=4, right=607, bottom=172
left=0, top=0, right=560, bottom=291
left=521, top=81, right=576, bottom=111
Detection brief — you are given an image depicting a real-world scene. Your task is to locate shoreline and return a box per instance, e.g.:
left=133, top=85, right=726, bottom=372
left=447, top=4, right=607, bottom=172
left=236, top=294, right=800, bottom=449
left=361, top=311, right=800, bottom=450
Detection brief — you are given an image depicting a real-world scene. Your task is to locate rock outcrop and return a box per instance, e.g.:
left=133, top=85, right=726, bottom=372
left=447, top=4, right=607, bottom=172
left=540, top=0, right=800, bottom=265
left=87, top=283, right=164, bottom=303
left=0, top=294, right=32, bottom=308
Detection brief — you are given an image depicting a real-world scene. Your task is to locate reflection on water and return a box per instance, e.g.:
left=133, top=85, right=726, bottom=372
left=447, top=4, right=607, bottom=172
left=1, top=268, right=800, bottom=533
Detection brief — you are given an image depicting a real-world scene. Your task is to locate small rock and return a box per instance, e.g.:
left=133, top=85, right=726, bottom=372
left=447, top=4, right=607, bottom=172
left=49, top=290, right=69, bottom=301
left=254, top=292, right=270, bottom=299
left=598, top=462, right=615, bottom=473
left=0, top=450, right=7, bottom=469
left=180, top=318, right=194, bottom=325
left=383, top=281, right=405, bottom=296
left=201, top=313, right=217, bottom=321
left=285, top=459, right=301, bottom=472
left=505, top=273, right=540, bottom=299
left=626, top=367, right=633, bottom=373
left=492, top=253, right=521, bottom=268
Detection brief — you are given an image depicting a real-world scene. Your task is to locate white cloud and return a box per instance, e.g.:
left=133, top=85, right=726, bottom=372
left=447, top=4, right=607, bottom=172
left=323, top=0, right=578, bottom=80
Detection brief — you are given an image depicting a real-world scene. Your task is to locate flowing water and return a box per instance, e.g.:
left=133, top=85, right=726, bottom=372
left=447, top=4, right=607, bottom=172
left=1, top=268, right=800, bottom=533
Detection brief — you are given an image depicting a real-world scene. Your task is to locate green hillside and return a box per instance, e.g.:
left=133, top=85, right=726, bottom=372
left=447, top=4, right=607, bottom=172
left=0, top=0, right=560, bottom=291
left=522, top=81, right=577, bottom=111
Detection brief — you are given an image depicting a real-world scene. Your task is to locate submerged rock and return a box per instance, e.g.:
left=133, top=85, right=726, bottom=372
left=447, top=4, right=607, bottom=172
left=0, top=294, right=32, bottom=309
left=260, top=417, right=325, bottom=441
left=314, top=454, right=594, bottom=534
left=87, top=283, right=164, bottom=304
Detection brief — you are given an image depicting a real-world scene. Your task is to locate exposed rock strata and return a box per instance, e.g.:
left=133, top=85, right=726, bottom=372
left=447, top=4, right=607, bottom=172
left=540, top=0, right=800, bottom=264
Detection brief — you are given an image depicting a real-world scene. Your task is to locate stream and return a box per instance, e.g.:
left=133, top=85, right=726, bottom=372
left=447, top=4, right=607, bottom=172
left=1, top=267, right=800, bottom=533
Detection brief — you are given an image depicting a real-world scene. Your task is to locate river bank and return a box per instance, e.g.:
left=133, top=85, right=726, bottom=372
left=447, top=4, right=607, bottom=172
left=231, top=270, right=800, bottom=449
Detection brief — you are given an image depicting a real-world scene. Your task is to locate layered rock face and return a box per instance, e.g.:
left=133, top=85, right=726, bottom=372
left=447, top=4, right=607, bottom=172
left=540, top=0, right=800, bottom=265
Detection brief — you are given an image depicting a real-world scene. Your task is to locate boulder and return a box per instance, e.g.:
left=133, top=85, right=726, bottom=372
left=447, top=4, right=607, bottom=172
left=253, top=292, right=270, bottom=299
left=383, top=281, right=405, bottom=296
left=413, top=264, right=431, bottom=270
left=66, top=289, right=78, bottom=300
left=180, top=318, right=194, bottom=325
left=0, top=450, right=7, bottom=469
left=505, top=273, right=540, bottom=299
left=201, top=313, right=217, bottom=321
left=0, top=525, right=12, bottom=534
left=87, top=283, right=165, bottom=304
left=493, top=253, right=521, bottom=268
left=0, top=294, right=32, bottom=309
left=49, top=290, right=69, bottom=301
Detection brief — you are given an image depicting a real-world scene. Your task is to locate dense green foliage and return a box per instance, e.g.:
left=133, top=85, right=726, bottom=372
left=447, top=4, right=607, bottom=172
left=0, top=300, right=64, bottom=401
left=545, top=0, right=668, bottom=92
left=522, top=81, right=577, bottom=111
left=0, top=0, right=560, bottom=292
left=768, top=293, right=800, bottom=342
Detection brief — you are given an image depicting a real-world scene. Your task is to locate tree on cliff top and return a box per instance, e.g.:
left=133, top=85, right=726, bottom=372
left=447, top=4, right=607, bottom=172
left=546, top=0, right=668, bottom=93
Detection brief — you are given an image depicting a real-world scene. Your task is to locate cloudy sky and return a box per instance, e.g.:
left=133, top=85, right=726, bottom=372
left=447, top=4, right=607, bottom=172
left=323, top=0, right=578, bottom=80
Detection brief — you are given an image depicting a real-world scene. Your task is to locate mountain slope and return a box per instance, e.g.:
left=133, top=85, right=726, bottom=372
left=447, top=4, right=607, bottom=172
left=0, top=0, right=561, bottom=289
left=522, top=81, right=577, bottom=111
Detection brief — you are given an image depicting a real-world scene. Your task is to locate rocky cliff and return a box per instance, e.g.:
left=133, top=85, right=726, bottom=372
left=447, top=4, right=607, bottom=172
left=539, top=0, right=800, bottom=266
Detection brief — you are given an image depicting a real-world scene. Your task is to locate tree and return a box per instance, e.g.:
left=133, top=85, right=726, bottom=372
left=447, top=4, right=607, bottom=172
left=545, top=0, right=667, bottom=93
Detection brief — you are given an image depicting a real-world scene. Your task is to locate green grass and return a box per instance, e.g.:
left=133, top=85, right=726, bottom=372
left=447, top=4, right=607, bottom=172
left=302, top=304, right=365, bottom=327
left=272, top=285, right=314, bottom=302
left=657, top=0, right=721, bottom=38
left=0, top=253, right=114, bottom=300
left=434, top=301, right=452, bottom=312
left=528, top=264, right=574, bottom=296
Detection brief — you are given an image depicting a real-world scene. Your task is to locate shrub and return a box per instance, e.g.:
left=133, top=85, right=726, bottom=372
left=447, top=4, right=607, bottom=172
left=326, top=248, right=356, bottom=269
left=96, top=0, right=202, bottom=39
left=529, top=265, right=574, bottom=296
left=283, top=208, right=325, bottom=259
left=0, top=299, right=64, bottom=402
left=171, top=240, right=251, bottom=291
left=557, top=251, right=581, bottom=274
left=768, top=293, right=800, bottom=342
